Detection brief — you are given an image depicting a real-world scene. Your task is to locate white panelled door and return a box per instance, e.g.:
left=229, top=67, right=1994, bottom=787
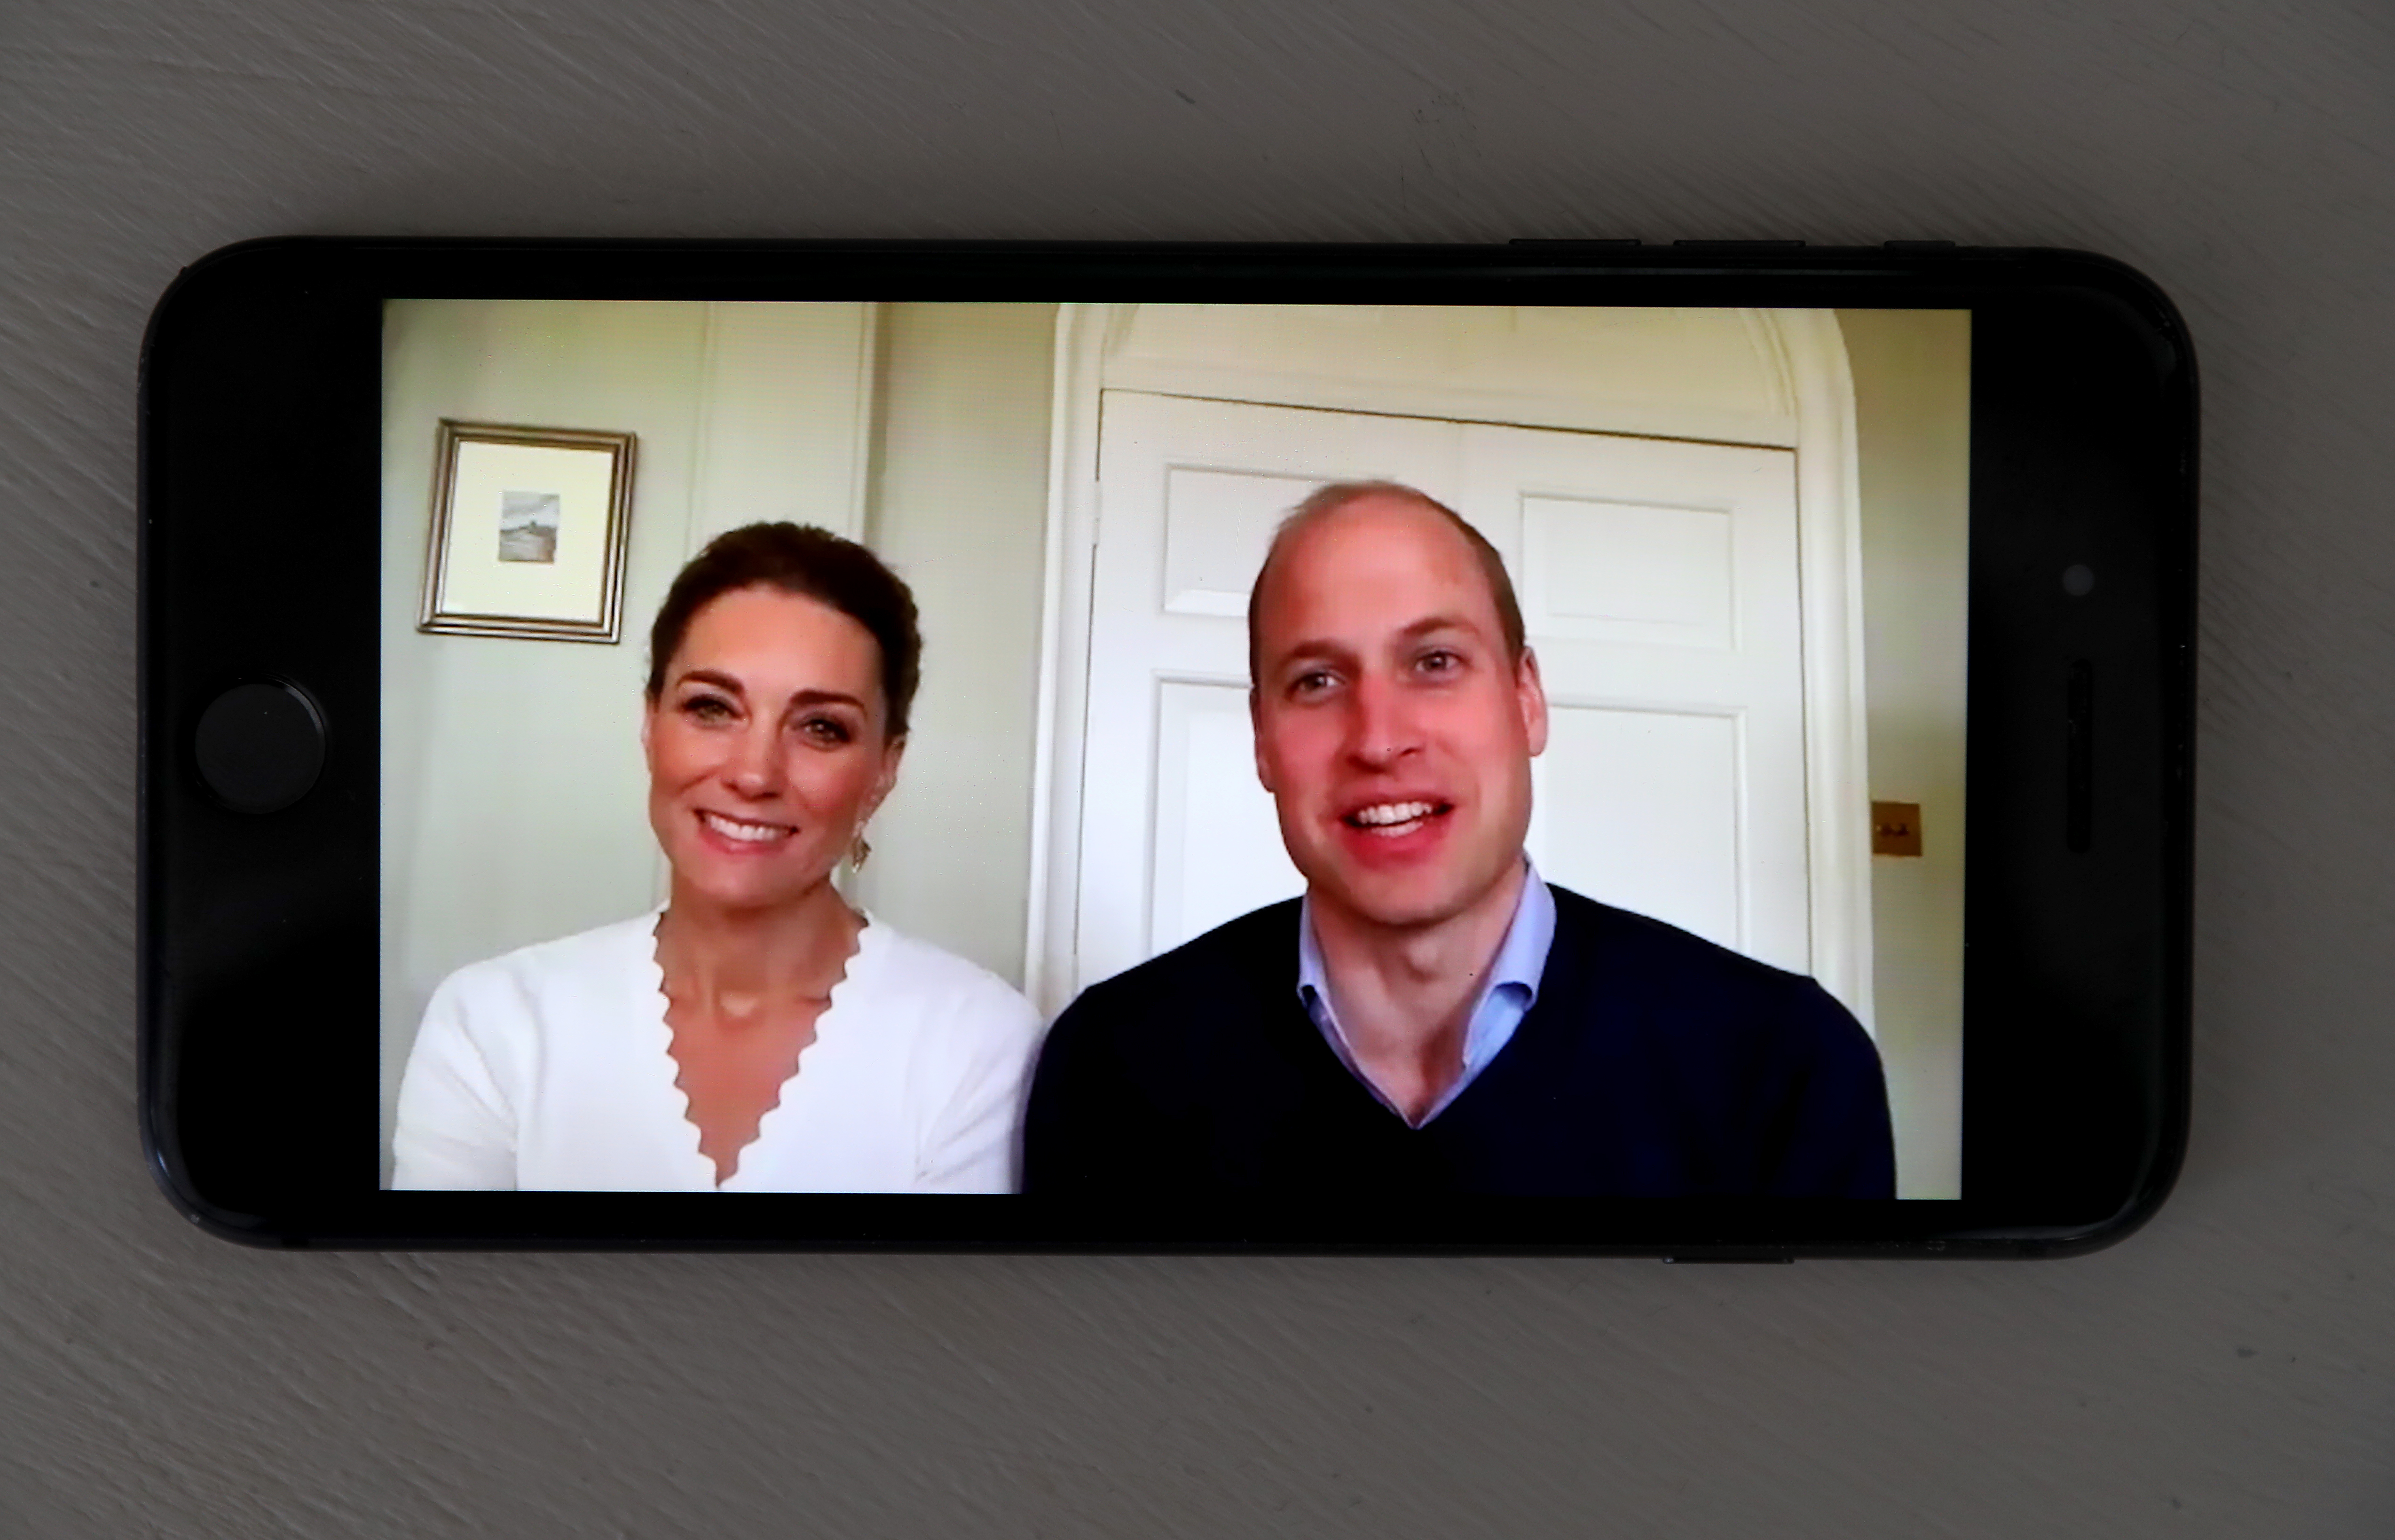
left=1072, top=390, right=1813, bottom=997
left=1455, top=424, right=1811, bottom=972
left=1076, top=394, right=1455, bottom=992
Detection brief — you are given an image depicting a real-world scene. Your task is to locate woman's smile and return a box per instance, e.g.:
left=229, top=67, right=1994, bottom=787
left=695, top=808, right=796, bottom=849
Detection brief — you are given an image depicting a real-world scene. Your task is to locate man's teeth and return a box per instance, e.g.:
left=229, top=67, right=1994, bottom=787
left=700, top=811, right=789, bottom=843
left=1350, top=801, right=1438, bottom=829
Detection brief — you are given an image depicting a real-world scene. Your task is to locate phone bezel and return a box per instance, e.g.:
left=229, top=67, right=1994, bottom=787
left=137, top=238, right=2196, bottom=1256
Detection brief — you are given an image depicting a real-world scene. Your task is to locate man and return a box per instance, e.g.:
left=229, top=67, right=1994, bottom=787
left=1023, top=481, right=1895, bottom=1197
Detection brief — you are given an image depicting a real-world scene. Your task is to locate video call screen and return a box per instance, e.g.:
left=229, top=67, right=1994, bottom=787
left=380, top=301, right=1968, bottom=1200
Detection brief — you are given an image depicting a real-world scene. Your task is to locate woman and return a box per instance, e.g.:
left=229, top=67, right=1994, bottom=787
left=392, top=523, right=1044, bottom=1192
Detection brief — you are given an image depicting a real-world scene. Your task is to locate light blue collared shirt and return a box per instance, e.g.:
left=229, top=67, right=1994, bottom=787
left=1296, top=856, right=1558, bottom=1128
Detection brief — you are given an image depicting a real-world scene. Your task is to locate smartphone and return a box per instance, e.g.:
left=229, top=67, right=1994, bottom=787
left=139, top=238, right=2195, bottom=1255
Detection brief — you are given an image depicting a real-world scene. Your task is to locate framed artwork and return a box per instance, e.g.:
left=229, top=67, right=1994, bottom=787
left=418, top=420, right=638, bottom=643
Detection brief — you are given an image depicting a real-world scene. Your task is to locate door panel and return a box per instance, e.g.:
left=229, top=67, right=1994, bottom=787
left=1519, top=493, right=1737, bottom=649
left=1459, top=423, right=1813, bottom=974
left=1151, top=680, right=1302, bottom=954
left=1159, top=467, right=1325, bottom=617
left=1078, top=393, right=1456, bottom=989
left=1533, top=705, right=1745, bottom=954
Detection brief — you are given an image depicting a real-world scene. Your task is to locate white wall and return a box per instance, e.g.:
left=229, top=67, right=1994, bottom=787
left=851, top=304, right=1058, bottom=983
left=1840, top=308, right=1971, bottom=1200
left=378, top=299, right=875, bottom=1175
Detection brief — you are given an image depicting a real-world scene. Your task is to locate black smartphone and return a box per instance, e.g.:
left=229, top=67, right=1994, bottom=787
left=139, top=238, right=2194, bottom=1255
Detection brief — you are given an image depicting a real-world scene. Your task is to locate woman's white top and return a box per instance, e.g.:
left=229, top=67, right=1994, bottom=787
left=391, top=911, right=1046, bottom=1193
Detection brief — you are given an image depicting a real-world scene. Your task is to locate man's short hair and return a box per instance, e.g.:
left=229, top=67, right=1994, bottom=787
left=1246, top=480, right=1528, bottom=686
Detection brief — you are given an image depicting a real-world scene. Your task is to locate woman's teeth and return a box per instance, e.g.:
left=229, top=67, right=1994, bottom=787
left=699, top=810, right=790, bottom=844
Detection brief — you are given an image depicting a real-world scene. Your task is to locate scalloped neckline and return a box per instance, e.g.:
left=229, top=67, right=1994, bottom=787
left=641, top=907, right=882, bottom=1191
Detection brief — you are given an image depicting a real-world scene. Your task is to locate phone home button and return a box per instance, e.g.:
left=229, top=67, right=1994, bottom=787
left=194, top=681, right=326, bottom=814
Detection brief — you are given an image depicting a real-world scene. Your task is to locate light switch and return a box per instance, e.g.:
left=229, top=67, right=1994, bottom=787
left=1872, top=801, right=1923, bottom=857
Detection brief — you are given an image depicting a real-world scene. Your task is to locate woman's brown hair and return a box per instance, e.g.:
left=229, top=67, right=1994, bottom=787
left=646, top=523, right=922, bottom=739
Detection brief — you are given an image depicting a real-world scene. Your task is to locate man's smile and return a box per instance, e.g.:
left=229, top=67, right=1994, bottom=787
left=1341, top=798, right=1453, bottom=837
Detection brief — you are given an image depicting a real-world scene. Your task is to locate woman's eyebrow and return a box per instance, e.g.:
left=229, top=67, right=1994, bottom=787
left=674, top=671, right=867, bottom=714
left=782, top=689, right=867, bottom=712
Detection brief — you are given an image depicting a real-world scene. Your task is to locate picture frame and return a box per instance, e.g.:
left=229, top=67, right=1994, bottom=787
left=418, top=420, right=637, bottom=643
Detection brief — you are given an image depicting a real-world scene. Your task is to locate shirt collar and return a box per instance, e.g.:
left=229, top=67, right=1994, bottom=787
left=1296, top=855, right=1555, bottom=1020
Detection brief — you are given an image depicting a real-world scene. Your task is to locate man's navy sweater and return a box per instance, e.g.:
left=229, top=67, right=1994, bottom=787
left=1024, top=885, right=1896, bottom=1197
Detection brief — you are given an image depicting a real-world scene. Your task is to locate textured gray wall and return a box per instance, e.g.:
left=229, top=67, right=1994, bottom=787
left=5, top=0, right=2392, bottom=1532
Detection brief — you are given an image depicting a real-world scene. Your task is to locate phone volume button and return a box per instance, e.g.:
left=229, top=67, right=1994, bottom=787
left=2065, top=660, right=2094, bottom=853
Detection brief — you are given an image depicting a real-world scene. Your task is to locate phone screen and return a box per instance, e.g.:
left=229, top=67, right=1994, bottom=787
left=376, top=300, right=1968, bottom=1201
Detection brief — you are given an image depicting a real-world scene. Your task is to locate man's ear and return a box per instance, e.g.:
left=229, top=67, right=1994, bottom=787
left=1516, top=647, right=1549, bottom=758
left=1250, top=688, right=1278, bottom=794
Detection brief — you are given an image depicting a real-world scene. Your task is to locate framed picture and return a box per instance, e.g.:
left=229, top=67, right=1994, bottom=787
left=418, top=420, right=637, bottom=643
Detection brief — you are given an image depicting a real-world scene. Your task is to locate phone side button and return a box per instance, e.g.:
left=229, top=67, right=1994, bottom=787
left=2066, top=659, right=2094, bottom=852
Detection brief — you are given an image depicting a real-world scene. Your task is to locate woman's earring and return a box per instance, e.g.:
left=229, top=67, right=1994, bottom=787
left=849, top=830, right=872, bottom=870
